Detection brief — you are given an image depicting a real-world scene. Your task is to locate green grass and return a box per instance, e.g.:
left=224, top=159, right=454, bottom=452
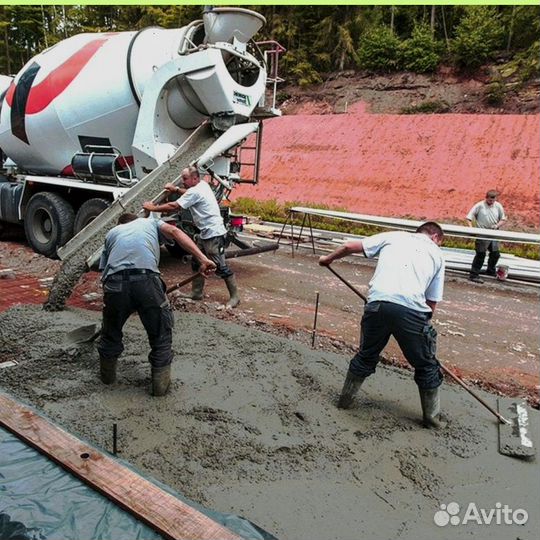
left=231, top=197, right=539, bottom=261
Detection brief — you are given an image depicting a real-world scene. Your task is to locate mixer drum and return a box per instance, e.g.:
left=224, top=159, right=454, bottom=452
left=0, top=28, right=190, bottom=176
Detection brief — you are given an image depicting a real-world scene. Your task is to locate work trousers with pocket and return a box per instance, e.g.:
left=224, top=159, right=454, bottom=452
left=97, top=272, right=174, bottom=368
left=349, top=301, right=442, bottom=390
left=191, top=235, right=233, bottom=279
left=470, top=239, right=500, bottom=278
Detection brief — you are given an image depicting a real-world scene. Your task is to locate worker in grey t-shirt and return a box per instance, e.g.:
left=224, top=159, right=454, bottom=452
left=466, top=190, right=507, bottom=283
left=143, top=166, right=240, bottom=308
left=98, top=213, right=215, bottom=397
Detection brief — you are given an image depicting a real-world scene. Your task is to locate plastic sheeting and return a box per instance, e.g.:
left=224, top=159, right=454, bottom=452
left=0, top=427, right=276, bottom=540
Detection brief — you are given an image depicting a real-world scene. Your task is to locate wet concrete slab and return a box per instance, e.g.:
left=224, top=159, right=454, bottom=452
left=0, top=305, right=538, bottom=540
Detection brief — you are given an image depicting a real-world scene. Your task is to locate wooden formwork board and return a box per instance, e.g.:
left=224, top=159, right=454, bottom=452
left=0, top=392, right=240, bottom=540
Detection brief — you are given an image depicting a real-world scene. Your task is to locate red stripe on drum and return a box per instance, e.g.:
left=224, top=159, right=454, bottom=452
left=26, top=38, right=111, bottom=114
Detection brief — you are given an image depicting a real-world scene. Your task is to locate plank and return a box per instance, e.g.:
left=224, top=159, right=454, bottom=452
left=0, top=392, right=240, bottom=540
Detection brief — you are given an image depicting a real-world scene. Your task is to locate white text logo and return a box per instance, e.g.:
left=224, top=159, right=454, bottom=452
left=434, top=502, right=528, bottom=527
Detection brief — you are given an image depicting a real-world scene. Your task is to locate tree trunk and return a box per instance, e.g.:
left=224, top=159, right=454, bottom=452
left=441, top=6, right=450, bottom=51
left=4, top=25, right=11, bottom=74
left=62, top=5, right=67, bottom=38
left=506, top=5, right=516, bottom=52
left=430, top=5, right=436, bottom=35
left=41, top=5, right=48, bottom=48
left=339, top=48, right=346, bottom=72
left=390, top=6, right=395, bottom=32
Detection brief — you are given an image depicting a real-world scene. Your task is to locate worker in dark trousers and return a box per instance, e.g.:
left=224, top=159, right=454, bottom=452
left=98, top=213, right=216, bottom=396
left=319, top=222, right=446, bottom=429
left=143, top=166, right=240, bottom=308
left=466, top=190, right=507, bottom=283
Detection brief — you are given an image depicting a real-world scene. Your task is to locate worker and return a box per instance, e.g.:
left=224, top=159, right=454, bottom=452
left=319, top=222, right=446, bottom=429
left=98, top=212, right=216, bottom=397
left=466, top=190, right=507, bottom=283
left=142, top=166, right=240, bottom=308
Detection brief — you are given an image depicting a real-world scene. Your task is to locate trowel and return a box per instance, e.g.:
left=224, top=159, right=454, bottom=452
left=64, top=323, right=101, bottom=345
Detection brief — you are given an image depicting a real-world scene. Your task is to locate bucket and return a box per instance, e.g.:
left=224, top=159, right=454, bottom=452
left=230, top=216, right=246, bottom=227
left=496, top=265, right=509, bottom=281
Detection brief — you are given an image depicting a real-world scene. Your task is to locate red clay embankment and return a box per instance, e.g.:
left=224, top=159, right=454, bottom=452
left=237, top=113, right=540, bottom=229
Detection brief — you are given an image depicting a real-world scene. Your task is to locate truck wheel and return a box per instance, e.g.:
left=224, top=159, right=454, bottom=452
left=24, top=192, right=74, bottom=258
left=74, top=198, right=110, bottom=234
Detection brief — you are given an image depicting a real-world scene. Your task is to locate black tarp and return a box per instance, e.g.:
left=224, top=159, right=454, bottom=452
left=0, top=427, right=275, bottom=540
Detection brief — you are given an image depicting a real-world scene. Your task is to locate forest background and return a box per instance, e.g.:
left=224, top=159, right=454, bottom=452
left=1, top=4, right=538, bottom=90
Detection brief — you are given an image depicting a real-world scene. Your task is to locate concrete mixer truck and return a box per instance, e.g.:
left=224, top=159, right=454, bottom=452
left=0, top=6, right=283, bottom=257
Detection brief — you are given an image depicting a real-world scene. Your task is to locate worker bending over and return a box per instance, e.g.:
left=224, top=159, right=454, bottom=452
left=319, top=222, right=446, bottom=429
left=143, top=166, right=240, bottom=308
left=98, top=213, right=216, bottom=396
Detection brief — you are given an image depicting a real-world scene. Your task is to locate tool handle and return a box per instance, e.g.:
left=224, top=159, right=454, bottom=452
left=166, top=272, right=202, bottom=294
left=439, top=364, right=511, bottom=424
left=327, top=265, right=368, bottom=304
left=325, top=265, right=511, bottom=423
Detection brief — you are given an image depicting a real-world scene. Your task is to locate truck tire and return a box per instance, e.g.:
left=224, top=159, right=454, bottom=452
left=74, top=198, right=110, bottom=234
left=24, top=192, right=74, bottom=258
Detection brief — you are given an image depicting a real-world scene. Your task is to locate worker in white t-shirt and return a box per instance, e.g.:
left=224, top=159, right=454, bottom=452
left=143, top=166, right=239, bottom=308
left=466, top=190, right=507, bottom=284
left=319, top=222, right=446, bottom=429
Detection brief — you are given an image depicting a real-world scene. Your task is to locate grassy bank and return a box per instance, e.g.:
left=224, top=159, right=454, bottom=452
left=231, top=198, right=539, bottom=261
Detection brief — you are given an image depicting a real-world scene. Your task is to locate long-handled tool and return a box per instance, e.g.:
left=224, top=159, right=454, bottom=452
left=64, top=272, right=201, bottom=345
left=327, top=265, right=368, bottom=303
left=165, top=272, right=203, bottom=295
left=325, top=264, right=535, bottom=458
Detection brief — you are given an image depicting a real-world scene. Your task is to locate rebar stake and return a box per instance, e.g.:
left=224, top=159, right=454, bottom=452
left=113, top=423, right=118, bottom=455
left=311, top=291, right=320, bottom=348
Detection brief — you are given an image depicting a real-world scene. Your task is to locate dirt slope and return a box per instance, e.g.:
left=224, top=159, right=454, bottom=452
left=278, top=70, right=540, bottom=116
left=237, top=112, right=539, bottom=230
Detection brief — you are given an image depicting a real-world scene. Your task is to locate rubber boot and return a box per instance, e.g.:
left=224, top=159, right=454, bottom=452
left=419, top=387, right=446, bottom=429
left=151, top=365, right=171, bottom=397
left=224, top=275, right=240, bottom=308
left=100, top=357, right=117, bottom=385
left=176, top=274, right=204, bottom=300
left=189, top=274, right=204, bottom=300
left=337, top=371, right=366, bottom=409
